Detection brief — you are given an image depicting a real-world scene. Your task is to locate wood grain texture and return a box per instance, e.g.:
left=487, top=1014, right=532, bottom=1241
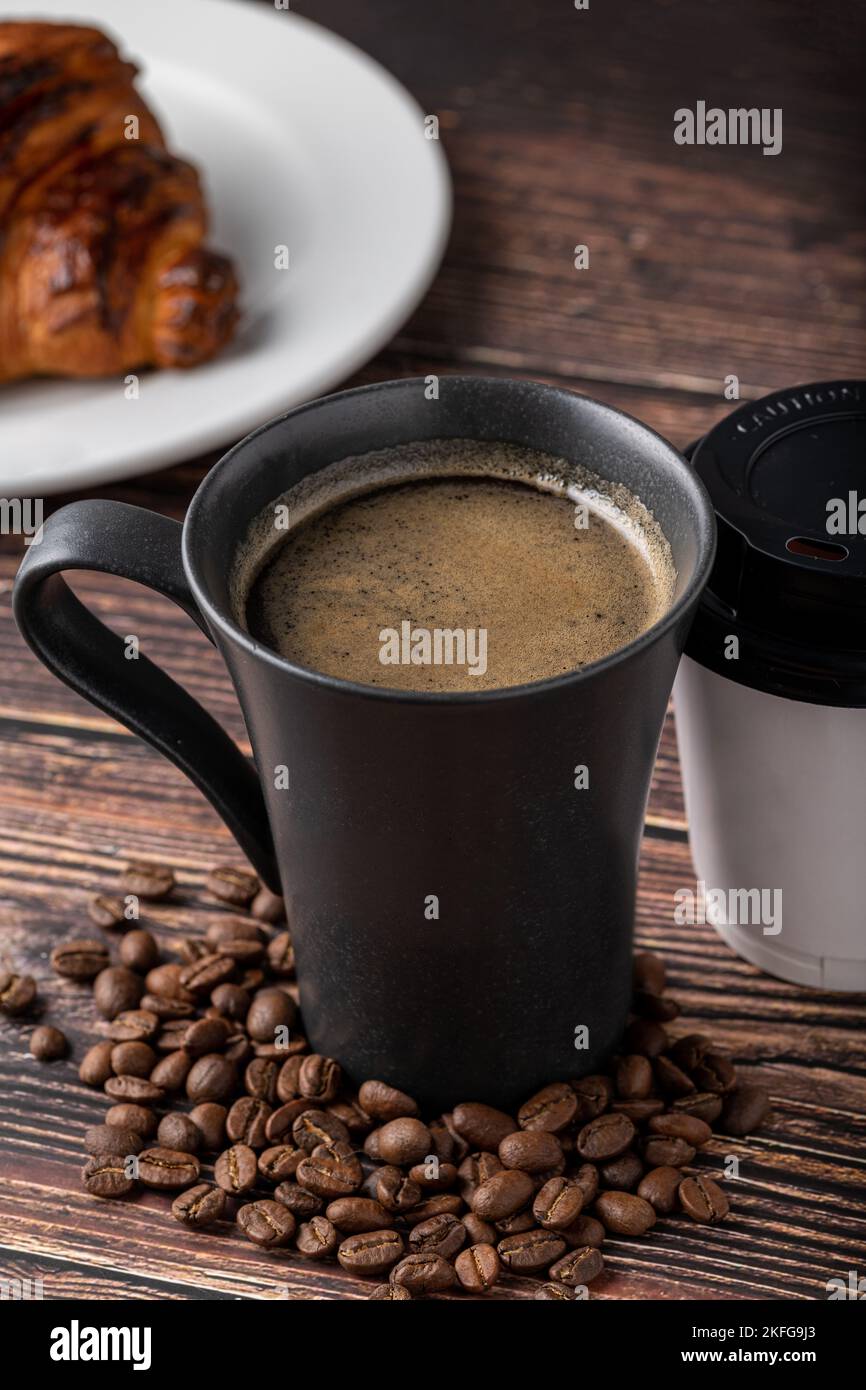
left=1, top=0, right=865, bottom=1302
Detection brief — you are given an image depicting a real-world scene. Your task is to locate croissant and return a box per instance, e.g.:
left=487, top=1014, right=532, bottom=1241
left=0, top=20, right=238, bottom=382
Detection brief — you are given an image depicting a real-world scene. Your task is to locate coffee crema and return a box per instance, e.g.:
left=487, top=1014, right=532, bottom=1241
left=234, top=440, right=675, bottom=692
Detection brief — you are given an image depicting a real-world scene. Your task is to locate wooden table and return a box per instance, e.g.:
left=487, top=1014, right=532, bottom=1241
left=1, top=0, right=864, bottom=1301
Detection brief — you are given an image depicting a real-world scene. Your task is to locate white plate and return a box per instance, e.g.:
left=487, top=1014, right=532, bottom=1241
left=0, top=0, right=451, bottom=494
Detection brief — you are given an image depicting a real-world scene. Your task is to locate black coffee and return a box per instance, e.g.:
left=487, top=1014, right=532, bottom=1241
left=235, top=440, right=675, bottom=691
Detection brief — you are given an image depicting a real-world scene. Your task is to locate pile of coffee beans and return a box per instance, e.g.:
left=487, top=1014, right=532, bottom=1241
left=14, top=859, right=772, bottom=1299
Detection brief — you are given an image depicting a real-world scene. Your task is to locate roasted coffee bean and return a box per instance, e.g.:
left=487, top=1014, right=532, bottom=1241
left=140, top=993, right=195, bottom=1021
left=210, top=983, right=250, bottom=1021
left=330, top=1100, right=374, bottom=1137
left=572, top=1163, right=600, bottom=1205
left=633, top=990, right=680, bottom=1022
left=561, top=1214, right=605, bottom=1249
left=207, top=865, right=259, bottom=906
left=463, top=1212, right=498, bottom=1245
left=144, top=963, right=193, bottom=1001
left=78, top=1040, right=115, bottom=1086
left=455, top=1242, right=500, bottom=1292
left=408, top=1160, right=458, bottom=1192
left=120, top=860, right=175, bottom=899
left=637, top=1165, right=683, bottom=1215
left=296, top=1142, right=362, bottom=1199
left=530, top=1173, right=586, bottom=1228
left=679, top=1175, right=729, bottom=1224
left=237, top=1199, right=295, bottom=1247
left=549, top=1245, right=604, bottom=1287
left=265, top=930, right=295, bottom=977
left=403, top=1195, right=463, bottom=1226
left=180, top=939, right=211, bottom=964
left=246, top=988, right=298, bottom=1042
left=691, top=1052, right=737, bottom=1094
left=216, top=938, right=265, bottom=966
left=0, top=971, right=37, bottom=1016
left=641, top=1136, right=696, bottom=1167
left=615, top=1054, right=653, bottom=1100
left=470, top=1168, right=533, bottom=1221
left=451, top=1101, right=515, bottom=1151
left=633, top=950, right=666, bottom=995
left=266, top=1099, right=317, bottom=1143
left=622, top=1018, right=669, bottom=1057
left=83, top=1155, right=137, bottom=1198
left=570, top=1074, right=613, bottom=1121
left=611, top=1098, right=665, bottom=1122
left=535, top=1282, right=577, bottom=1299
left=374, top=1118, right=431, bottom=1167
left=408, top=1213, right=465, bottom=1260
left=457, top=1150, right=503, bottom=1199
left=595, top=1190, right=656, bottom=1236
left=251, top=886, right=286, bottom=923
left=296, top=1215, right=339, bottom=1259
left=157, top=1114, right=201, bottom=1154
left=600, top=1151, right=644, bottom=1190
left=84, top=1124, right=143, bottom=1158
left=153, top=1019, right=189, bottom=1053
left=93, top=967, right=144, bottom=1019
left=576, top=1112, right=635, bottom=1161
left=172, top=1183, right=226, bottom=1228
left=215, top=1143, right=258, bottom=1194
left=326, top=1197, right=392, bottom=1233
left=87, top=894, right=126, bottom=930
left=669, top=1033, right=711, bottom=1071
left=105, top=1075, right=164, bottom=1103
left=499, top=1130, right=563, bottom=1173
left=518, top=1083, right=578, bottom=1134
left=29, top=1024, right=68, bottom=1060
left=368, top=1283, right=411, bottom=1300
left=205, top=917, right=263, bottom=948
left=673, top=1091, right=723, bottom=1124
left=150, top=1051, right=193, bottom=1093
left=179, top=954, right=235, bottom=995
left=275, top=1056, right=303, bottom=1103
left=649, top=1112, right=712, bottom=1148
left=275, top=1183, right=324, bottom=1219
left=292, top=1108, right=350, bottom=1154
left=720, top=1085, right=771, bottom=1136
left=439, top=1114, right=470, bottom=1163
left=495, top=1208, right=536, bottom=1235
left=498, top=1228, right=566, bottom=1273
left=258, top=1145, right=302, bottom=1182
left=226, top=1096, right=272, bottom=1149
left=110, top=1042, right=156, bottom=1078
left=106, top=1009, right=160, bottom=1044
left=391, top=1252, right=455, bottom=1294
left=654, top=1055, right=696, bottom=1097
left=105, top=1103, right=156, bottom=1138
left=181, top=1016, right=230, bottom=1057
left=227, top=1036, right=255, bottom=1066
left=375, top=1166, right=422, bottom=1213
left=51, top=939, right=109, bottom=981
left=138, top=1147, right=200, bottom=1190
left=185, top=1054, right=237, bottom=1104
left=244, top=1057, right=279, bottom=1104
left=338, top=1229, right=404, bottom=1277
left=298, top=1054, right=341, bottom=1104
left=189, top=1102, right=227, bottom=1151
left=118, top=930, right=159, bottom=973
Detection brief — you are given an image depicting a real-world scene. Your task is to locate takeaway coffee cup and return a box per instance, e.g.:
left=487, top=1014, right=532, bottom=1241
left=14, top=377, right=715, bottom=1107
left=675, top=381, right=866, bottom=990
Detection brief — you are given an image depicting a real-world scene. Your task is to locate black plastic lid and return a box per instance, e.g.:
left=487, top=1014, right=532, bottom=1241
left=685, top=380, right=866, bottom=707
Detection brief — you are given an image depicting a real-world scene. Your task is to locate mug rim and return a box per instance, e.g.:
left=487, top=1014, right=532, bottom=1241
left=183, top=375, right=718, bottom=704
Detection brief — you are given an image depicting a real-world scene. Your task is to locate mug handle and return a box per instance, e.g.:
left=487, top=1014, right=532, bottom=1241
left=13, top=500, right=279, bottom=890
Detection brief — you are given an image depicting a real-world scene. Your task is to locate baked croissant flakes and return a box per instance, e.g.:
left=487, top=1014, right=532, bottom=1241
left=0, top=20, right=238, bottom=382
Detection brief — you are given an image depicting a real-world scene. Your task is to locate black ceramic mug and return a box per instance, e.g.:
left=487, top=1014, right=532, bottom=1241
left=14, top=377, right=715, bottom=1109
